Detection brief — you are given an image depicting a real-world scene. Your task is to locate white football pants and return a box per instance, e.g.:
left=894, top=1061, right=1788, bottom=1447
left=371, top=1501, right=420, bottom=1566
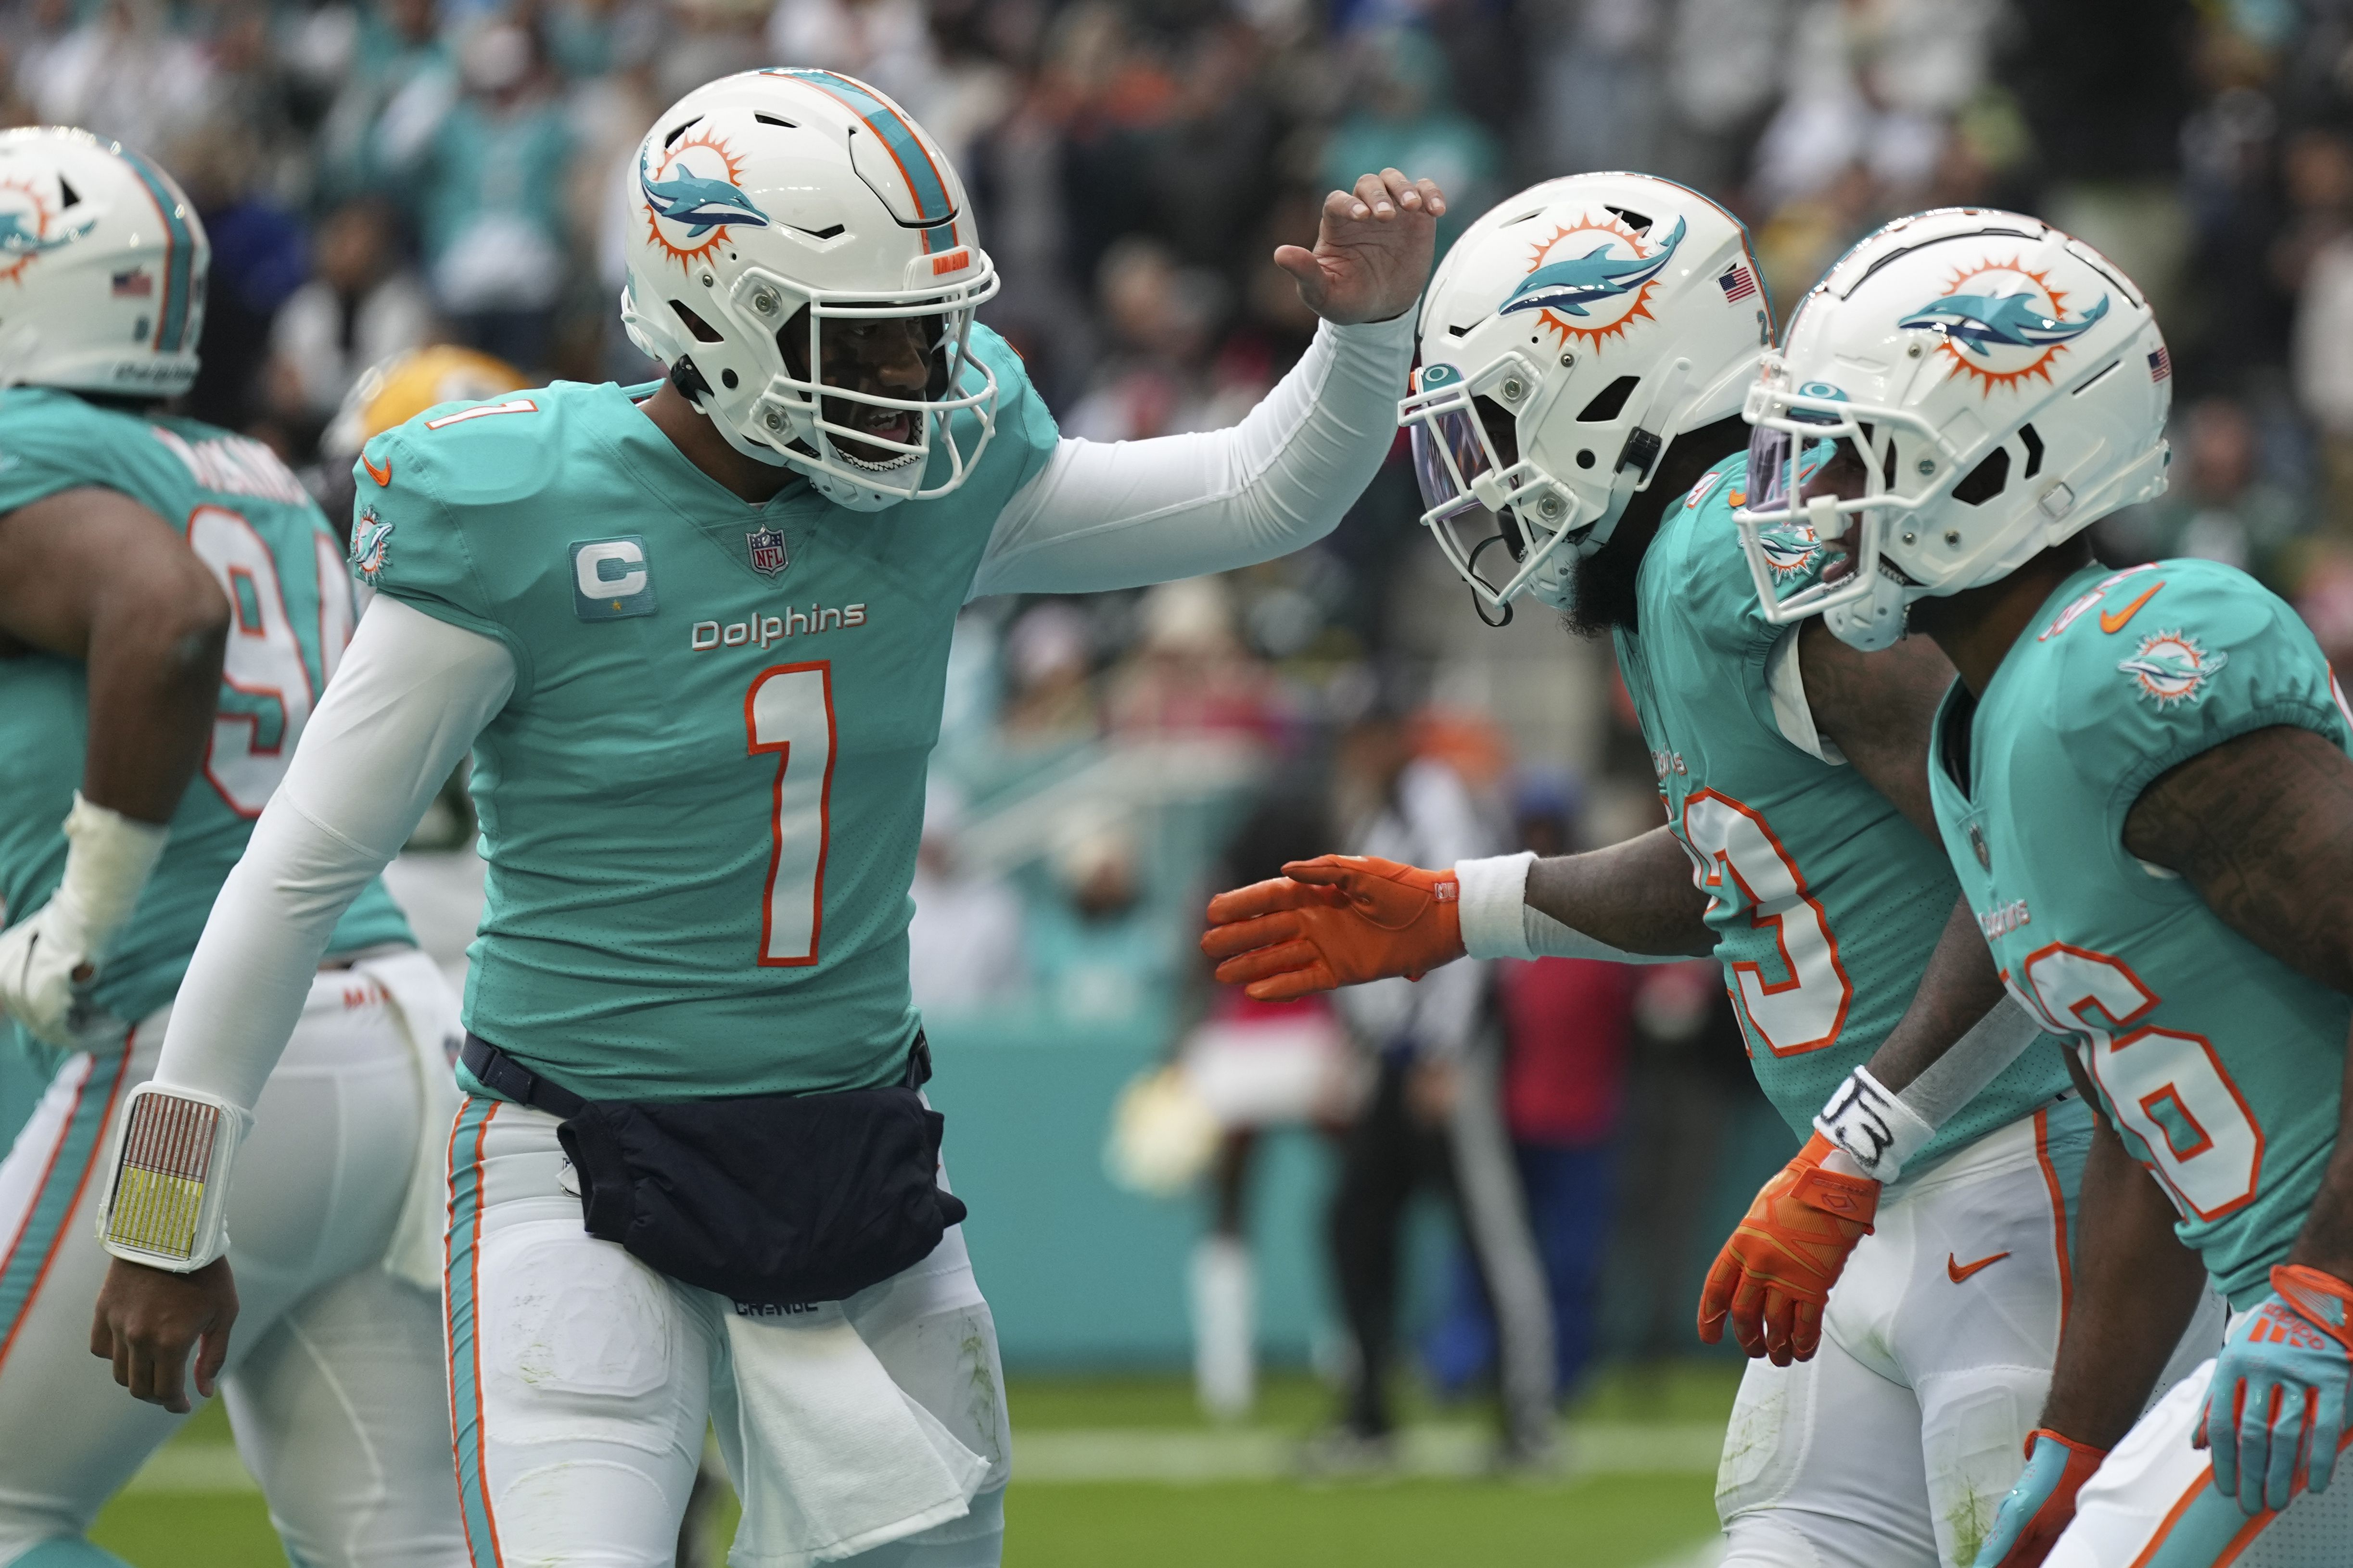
left=442, top=1096, right=1012, bottom=1567
left=0, top=968, right=464, bottom=1567
left=2043, top=1354, right=2353, bottom=1567
left=1716, top=1101, right=2226, bottom=1568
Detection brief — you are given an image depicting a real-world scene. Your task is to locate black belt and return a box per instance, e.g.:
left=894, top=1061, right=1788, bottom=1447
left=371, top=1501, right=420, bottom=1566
left=459, top=1031, right=933, bottom=1120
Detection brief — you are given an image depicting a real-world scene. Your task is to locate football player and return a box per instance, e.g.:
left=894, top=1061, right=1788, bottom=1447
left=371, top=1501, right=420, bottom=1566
left=0, top=129, right=463, bottom=1565
left=87, top=71, right=1445, bottom=1565
left=1200, top=173, right=2219, bottom=1568
left=1737, top=206, right=2353, bottom=1565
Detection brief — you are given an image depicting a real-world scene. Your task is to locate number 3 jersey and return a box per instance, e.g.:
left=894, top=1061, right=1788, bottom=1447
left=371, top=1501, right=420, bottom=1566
left=1614, top=451, right=2068, bottom=1162
left=352, top=325, right=1061, bottom=1101
left=1930, top=557, right=2353, bottom=1309
left=0, top=388, right=412, bottom=1044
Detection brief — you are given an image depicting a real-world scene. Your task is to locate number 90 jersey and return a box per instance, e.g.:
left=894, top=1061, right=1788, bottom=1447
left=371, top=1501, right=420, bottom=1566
left=1615, top=452, right=2069, bottom=1162
left=0, top=388, right=413, bottom=1046
left=1931, top=557, right=2353, bottom=1310
left=352, top=325, right=1060, bottom=1101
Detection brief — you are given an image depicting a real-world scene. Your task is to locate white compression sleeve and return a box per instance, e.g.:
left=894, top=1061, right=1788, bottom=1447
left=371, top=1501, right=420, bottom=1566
left=151, top=596, right=514, bottom=1110
left=1454, top=852, right=1690, bottom=964
left=968, top=313, right=1416, bottom=599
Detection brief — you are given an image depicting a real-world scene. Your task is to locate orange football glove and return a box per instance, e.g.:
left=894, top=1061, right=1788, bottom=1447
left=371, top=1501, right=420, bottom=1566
left=1697, top=1132, right=1878, bottom=1365
left=1199, top=855, right=1463, bottom=1001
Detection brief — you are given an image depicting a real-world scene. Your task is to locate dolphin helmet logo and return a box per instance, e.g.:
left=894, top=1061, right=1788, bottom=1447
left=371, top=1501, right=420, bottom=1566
left=1900, top=258, right=2110, bottom=395
left=2118, top=629, right=2226, bottom=708
left=1502, top=215, right=1685, bottom=320
left=0, top=178, right=96, bottom=286
left=639, top=130, right=769, bottom=268
left=1501, top=214, right=1686, bottom=347
left=1899, top=292, right=2110, bottom=355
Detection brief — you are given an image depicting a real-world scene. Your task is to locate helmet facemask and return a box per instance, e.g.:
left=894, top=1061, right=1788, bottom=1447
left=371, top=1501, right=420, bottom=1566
left=1401, top=351, right=1685, bottom=619
left=1734, top=372, right=1963, bottom=651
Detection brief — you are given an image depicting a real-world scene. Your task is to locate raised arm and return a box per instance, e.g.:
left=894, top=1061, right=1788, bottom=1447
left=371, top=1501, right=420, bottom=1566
left=0, top=488, right=229, bottom=1046
left=91, top=594, right=511, bottom=1412
left=969, top=172, right=1439, bottom=600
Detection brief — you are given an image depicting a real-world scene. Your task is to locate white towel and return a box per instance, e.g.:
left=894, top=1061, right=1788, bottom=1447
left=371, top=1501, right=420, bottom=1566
left=724, top=1301, right=991, bottom=1566
left=351, top=948, right=464, bottom=1294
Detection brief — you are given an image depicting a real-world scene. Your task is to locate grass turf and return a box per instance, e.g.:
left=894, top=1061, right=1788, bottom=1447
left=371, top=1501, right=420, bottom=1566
left=89, top=1366, right=1736, bottom=1567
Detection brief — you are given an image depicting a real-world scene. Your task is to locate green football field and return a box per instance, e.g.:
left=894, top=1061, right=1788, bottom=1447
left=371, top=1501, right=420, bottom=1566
left=90, top=1364, right=1735, bottom=1567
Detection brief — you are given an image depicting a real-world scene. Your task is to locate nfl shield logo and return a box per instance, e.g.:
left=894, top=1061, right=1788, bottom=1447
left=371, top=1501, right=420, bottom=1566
left=746, top=527, right=789, bottom=578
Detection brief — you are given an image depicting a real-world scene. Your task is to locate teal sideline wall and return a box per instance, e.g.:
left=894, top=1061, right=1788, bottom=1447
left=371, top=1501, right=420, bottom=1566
left=925, top=1012, right=1795, bottom=1370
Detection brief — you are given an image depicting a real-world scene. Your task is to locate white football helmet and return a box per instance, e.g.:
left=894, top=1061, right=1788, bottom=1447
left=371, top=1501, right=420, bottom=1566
left=1399, top=172, right=1772, bottom=615
left=620, top=69, right=1000, bottom=511
left=0, top=126, right=208, bottom=398
left=1735, top=208, right=2171, bottom=650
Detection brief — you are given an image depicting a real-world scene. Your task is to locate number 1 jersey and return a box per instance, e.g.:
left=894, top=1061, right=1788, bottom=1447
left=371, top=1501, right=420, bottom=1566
left=1614, top=451, right=2068, bottom=1164
left=0, top=388, right=412, bottom=1046
left=352, top=326, right=1060, bottom=1100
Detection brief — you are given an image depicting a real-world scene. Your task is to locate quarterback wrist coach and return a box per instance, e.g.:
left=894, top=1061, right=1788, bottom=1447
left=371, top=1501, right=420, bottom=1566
left=96, top=1083, right=252, bottom=1272
left=464, top=1033, right=967, bottom=1307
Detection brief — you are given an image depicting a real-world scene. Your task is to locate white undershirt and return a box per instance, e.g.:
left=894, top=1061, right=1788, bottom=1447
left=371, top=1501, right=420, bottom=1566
left=153, top=314, right=1416, bottom=1109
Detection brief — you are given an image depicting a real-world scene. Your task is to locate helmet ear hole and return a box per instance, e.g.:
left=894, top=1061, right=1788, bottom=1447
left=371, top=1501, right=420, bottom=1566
left=1952, top=447, right=2011, bottom=506
left=2019, top=422, right=2045, bottom=478
left=1577, top=375, right=1640, bottom=423
left=668, top=301, right=724, bottom=343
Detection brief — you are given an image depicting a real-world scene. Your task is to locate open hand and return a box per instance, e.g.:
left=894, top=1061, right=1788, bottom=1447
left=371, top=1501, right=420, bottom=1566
left=1200, top=854, right=1464, bottom=1000
left=1275, top=169, right=1447, bottom=326
left=91, top=1255, right=238, bottom=1413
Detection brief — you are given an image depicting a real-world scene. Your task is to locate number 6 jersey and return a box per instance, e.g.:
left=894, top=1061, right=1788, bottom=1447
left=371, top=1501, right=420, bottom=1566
left=1615, top=451, right=2069, bottom=1160
left=351, top=325, right=1062, bottom=1101
left=0, top=387, right=412, bottom=1048
left=1930, top=557, right=2353, bottom=1310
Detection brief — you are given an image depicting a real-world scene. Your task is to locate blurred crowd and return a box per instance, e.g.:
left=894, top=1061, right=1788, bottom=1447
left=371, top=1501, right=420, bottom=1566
left=19, top=0, right=2353, bottom=1448
left=9, top=0, right=2352, bottom=734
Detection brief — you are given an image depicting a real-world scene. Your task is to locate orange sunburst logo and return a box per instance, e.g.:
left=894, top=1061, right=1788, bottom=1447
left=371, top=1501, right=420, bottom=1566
left=1901, top=257, right=2112, bottom=397
left=638, top=128, right=765, bottom=271
left=0, top=177, right=92, bottom=286
left=1508, top=213, right=1671, bottom=350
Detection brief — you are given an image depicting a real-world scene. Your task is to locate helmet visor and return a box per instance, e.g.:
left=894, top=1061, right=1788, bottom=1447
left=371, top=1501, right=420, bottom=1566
left=1406, top=389, right=1531, bottom=602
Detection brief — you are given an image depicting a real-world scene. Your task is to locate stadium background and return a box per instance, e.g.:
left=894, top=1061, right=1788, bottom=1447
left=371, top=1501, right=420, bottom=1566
left=3, top=0, right=2348, bottom=1561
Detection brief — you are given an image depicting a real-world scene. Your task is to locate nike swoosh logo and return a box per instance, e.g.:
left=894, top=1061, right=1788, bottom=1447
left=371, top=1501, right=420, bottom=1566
left=361, top=453, right=392, bottom=487
left=2099, top=582, right=2162, bottom=634
left=1947, top=1250, right=2011, bottom=1284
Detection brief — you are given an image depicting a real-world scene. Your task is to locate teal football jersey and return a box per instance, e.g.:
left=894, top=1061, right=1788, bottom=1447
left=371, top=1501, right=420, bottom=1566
left=1929, top=558, right=2353, bottom=1308
left=354, top=326, right=1059, bottom=1100
left=1615, top=452, right=2070, bottom=1162
left=0, top=388, right=413, bottom=1046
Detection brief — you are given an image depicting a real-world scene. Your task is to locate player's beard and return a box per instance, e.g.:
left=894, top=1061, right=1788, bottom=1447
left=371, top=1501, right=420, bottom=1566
left=1564, top=415, right=1750, bottom=639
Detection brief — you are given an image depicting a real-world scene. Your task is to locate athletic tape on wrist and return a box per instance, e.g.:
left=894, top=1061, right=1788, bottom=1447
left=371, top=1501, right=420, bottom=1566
left=1454, top=852, right=1537, bottom=960
left=1813, top=1066, right=1936, bottom=1183
left=49, top=792, right=170, bottom=962
left=96, top=1083, right=250, bottom=1272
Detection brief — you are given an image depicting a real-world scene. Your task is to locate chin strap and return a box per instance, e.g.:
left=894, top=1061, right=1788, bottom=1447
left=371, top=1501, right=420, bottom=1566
left=96, top=1083, right=252, bottom=1272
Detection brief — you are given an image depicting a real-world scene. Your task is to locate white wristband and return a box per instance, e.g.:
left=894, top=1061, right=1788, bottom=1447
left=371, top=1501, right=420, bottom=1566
left=1453, top=852, right=1683, bottom=964
left=1814, top=1066, right=1938, bottom=1183
left=1455, top=852, right=1538, bottom=960
left=96, top=1083, right=249, bottom=1272
left=50, top=792, right=170, bottom=961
